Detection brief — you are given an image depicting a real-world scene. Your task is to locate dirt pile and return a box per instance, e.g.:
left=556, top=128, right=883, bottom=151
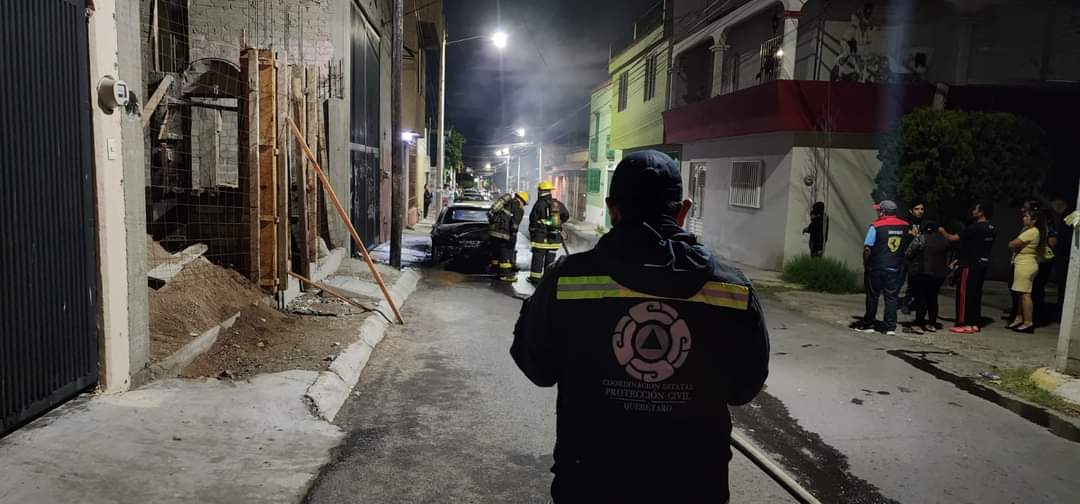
left=148, top=256, right=276, bottom=361
left=181, top=293, right=368, bottom=380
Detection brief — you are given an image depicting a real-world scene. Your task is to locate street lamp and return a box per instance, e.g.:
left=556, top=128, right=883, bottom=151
left=437, top=30, right=510, bottom=216
left=492, top=31, right=509, bottom=49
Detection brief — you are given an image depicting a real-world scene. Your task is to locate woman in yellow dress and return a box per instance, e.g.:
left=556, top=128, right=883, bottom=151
left=1007, top=209, right=1048, bottom=333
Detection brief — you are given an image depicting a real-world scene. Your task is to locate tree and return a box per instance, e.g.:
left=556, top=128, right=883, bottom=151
left=876, top=108, right=1051, bottom=225
left=445, top=127, right=466, bottom=185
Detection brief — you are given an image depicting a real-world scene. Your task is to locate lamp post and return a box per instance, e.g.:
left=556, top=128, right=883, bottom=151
left=437, top=30, right=508, bottom=216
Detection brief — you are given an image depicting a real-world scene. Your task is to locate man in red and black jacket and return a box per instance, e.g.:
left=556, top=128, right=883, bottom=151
left=511, top=151, right=769, bottom=503
left=853, top=200, right=910, bottom=335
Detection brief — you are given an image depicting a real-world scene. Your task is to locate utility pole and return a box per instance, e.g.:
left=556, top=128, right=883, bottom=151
left=437, top=29, right=447, bottom=216
left=389, top=0, right=403, bottom=268
left=1057, top=187, right=1080, bottom=375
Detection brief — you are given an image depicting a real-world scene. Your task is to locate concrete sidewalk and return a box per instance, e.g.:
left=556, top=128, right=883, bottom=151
left=0, top=265, right=421, bottom=504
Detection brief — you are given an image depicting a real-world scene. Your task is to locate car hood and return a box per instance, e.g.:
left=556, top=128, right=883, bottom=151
left=433, top=222, right=489, bottom=239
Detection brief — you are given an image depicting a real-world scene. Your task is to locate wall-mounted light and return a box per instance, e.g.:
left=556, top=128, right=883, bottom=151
left=775, top=48, right=784, bottom=58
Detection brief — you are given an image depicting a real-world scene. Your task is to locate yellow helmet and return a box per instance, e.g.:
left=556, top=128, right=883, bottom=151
left=538, top=180, right=555, bottom=191
left=515, top=191, right=530, bottom=204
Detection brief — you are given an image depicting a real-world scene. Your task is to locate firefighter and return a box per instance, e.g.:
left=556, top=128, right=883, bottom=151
left=488, top=191, right=528, bottom=281
left=511, top=150, right=769, bottom=503
left=528, top=180, right=570, bottom=284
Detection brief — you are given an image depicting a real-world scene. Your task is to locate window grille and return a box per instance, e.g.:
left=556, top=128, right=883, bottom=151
left=729, top=160, right=763, bottom=209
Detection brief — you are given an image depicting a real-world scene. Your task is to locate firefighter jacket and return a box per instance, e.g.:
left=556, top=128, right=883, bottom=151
left=511, top=217, right=769, bottom=503
left=488, top=193, right=524, bottom=241
left=529, top=195, right=570, bottom=249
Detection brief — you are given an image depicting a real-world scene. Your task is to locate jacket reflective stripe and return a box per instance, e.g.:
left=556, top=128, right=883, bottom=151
left=490, top=231, right=512, bottom=240
left=556, top=275, right=750, bottom=310
left=531, top=242, right=562, bottom=250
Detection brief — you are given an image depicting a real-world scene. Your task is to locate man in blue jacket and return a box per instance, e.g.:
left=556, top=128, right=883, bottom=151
left=511, top=151, right=770, bottom=503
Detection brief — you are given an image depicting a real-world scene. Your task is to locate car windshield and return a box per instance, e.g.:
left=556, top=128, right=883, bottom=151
left=445, top=208, right=488, bottom=224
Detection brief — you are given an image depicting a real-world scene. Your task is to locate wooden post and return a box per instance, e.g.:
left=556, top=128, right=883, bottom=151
left=305, top=65, right=320, bottom=272
left=240, top=49, right=261, bottom=283
left=288, top=118, right=405, bottom=324
left=257, top=49, right=278, bottom=290
left=292, top=66, right=311, bottom=280
left=276, top=51, right=290, bottom=292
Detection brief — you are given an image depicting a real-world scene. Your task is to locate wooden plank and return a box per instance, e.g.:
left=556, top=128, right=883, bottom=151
left=304, top=65, right=320, bottom=272
left=240, top=49, right=261, bottom=283
left=276, top=51, right=290, bottom=293
left=257, top=49, right=277, bottom=289
left=141, top=74, right=174, bottom=129
left=287, top=118, right=406, bottom=324
left=292, top=66, right=311, bottom=281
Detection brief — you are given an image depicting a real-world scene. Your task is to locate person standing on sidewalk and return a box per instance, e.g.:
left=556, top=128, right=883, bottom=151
left=423, top=184, right=433, bottom=219
left=1006, top=209, right=1048, bottom=333
left=527, top=181, right=569, bottom=285
left=803, top=201, right=828, bottom=257
left=904, top=220, right=949, bottom=334
left=488, top=191, right=529, bottom=282
left=941, top=202, right=996, bottom=334
left=511, top=150, right=769, bottom=503
left=853, top=200, right=910, bottom=336
left=900, top=201, right=926, bottom=314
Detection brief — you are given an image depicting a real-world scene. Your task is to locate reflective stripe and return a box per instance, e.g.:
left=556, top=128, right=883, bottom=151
left=490, top=231, right=512, bottom=240
left=531, top=242, right=561, bottom=250
left=500, top=262, right=514, bottom=268
left=556, top=276, right=749, bottom=310
left=530, top=272, right=544, bottom=279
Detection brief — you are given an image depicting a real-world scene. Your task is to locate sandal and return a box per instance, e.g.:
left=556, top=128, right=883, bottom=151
left=1011, top=325, right=1035, bottom=334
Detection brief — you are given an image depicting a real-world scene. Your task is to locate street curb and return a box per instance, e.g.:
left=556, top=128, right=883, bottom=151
left=133, top=312, right=241, bottom=386
left=304, top=268, right=421, bottom=422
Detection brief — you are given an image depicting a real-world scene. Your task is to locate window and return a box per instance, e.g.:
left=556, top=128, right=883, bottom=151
left=588, top=168, right=602, bottom=194
left=446, top=208, right=490, bottom=224
left=644, top=54, right=658, bottom=101
left=589, top=113, right=600, bottom=162
left=729, top=160, right=763, bottom=209
left=758, top=35, right=783, bottom=83
left=618, top=72, right=629, bottom=111
left=687, top=163, right=707, bottom=235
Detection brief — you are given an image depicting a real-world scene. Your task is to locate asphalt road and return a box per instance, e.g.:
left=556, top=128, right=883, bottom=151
left=303, top=269, right=793, bottom=503
left=308, top=233, right=1080, bottom=503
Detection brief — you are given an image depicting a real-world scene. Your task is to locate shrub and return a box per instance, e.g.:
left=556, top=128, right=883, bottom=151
left=781, top=255, right=861, bottom=294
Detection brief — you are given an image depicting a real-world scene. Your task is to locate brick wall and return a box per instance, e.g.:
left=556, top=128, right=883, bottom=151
left=187, top=0, right=334, bottom=67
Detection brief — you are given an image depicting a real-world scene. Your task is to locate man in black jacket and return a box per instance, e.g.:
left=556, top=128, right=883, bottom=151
left=511, top=151, right=770, bottom=503
left=528, top=181, right=570, bottom=284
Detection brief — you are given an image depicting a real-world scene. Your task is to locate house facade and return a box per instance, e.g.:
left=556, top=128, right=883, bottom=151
left=584, top=81, right=623, bottom=228
left=664, top=0, right=1080, bottom=272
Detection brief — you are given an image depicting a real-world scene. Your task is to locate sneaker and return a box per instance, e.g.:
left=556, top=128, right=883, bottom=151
left=886, top=330, right=897, bottom=336
left=902, top=327, right=923, bottom=335
left=924, top=326, right=938, bottom=333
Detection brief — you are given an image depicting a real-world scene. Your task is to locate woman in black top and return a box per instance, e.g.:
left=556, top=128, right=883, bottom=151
left=803, top=201, right=828, bottom=257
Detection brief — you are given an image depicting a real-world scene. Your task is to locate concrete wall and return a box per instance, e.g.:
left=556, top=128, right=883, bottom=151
left=586, top=83, right=620, bottom=228
left=723, top=5, right=781, bottom=93
left=119, top=0, right=150, bottom=376
left=680, top=133, right=795, bottom=270
left=89, top=0, right=133, bottom=393
left=609, top=30, right=669, bottom=150
left=788, top=146, right=881, bottom=272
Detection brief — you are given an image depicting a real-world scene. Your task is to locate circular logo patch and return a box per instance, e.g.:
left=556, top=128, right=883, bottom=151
left=612, top=301, right=692, bottom=382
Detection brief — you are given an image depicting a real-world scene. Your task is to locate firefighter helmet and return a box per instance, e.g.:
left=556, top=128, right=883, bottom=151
left=515, top=191, right=530, bottom=204
left=538, top=180, right=555, bottom=191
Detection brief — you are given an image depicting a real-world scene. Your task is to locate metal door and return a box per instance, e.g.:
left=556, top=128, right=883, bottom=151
left=1, top=0, right=98, bottom=436
left=349, top=5, right=381, bottom=248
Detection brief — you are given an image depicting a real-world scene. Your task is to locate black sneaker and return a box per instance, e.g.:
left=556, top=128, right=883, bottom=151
left=850, top=320, right=876, bottom=333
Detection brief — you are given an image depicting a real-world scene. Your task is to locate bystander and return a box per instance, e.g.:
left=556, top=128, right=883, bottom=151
left=941, top=202, right=996, bottom=334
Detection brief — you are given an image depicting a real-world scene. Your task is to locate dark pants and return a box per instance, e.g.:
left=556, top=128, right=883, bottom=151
left=490, top=238, right=516, bottom=278
left=910, top=274, right=945, bottom=326
left=864, top=269, right=901, bottom=332
left=1057, top=254, right=1070, bottom=320
left=955, top=265, right=987, bottom=327
left=424, top=199, right=432, bottom=218
left=530, top=248, right=557, bottom=281
left=809, top=239, right=824, bottom=257
left=1032, top=261, right=1054, bottom=325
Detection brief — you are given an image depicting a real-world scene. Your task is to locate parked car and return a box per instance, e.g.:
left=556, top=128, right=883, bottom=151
left=458, top=189, right=490, bottom=202
left=431, top=202, right=492, bottom=264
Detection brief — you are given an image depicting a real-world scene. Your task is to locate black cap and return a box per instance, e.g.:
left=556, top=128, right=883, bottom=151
left=608, top=150, right=682, bottom=219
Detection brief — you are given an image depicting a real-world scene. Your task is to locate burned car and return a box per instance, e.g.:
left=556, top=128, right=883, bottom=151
left=431, top=202, right=493, bottom=264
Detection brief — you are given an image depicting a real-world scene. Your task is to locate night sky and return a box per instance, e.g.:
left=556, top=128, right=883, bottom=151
left=444, top=0, right=658, bottom=166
